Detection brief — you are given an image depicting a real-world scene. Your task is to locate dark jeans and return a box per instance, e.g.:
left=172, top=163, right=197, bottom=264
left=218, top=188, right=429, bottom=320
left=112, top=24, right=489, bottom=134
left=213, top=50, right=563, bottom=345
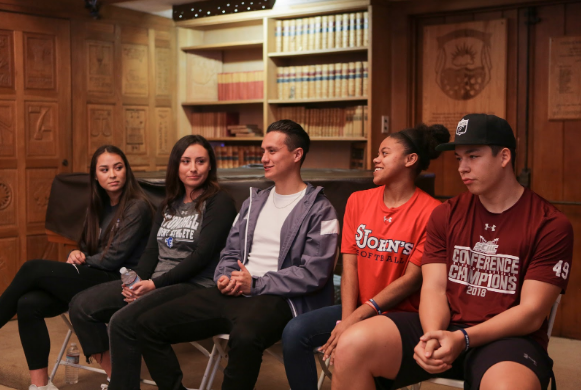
left=0, top=259, right=118, bottom=370
left=282, top=304, right=342, bottom=390
left=135, top=287, right=293, bottom=390
left=69, top=280, right=202, bottom=390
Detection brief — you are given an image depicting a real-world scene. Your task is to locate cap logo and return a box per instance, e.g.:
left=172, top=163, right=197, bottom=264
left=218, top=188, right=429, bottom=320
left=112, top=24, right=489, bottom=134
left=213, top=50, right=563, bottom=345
left=456, top=119, right=469, bottom=136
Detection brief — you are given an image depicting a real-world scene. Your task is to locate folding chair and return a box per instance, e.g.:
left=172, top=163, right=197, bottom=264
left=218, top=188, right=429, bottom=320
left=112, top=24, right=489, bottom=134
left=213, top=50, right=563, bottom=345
left=192, top=334, right=331, bottom=390
left=408, top=294, right=563, bottom=390
left=49, top=313, right=157, bottom=386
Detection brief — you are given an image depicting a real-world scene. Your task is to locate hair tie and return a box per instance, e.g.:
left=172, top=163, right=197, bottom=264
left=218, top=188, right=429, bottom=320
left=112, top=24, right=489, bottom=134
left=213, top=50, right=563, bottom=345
left=399, top=130, right=428, bottom=166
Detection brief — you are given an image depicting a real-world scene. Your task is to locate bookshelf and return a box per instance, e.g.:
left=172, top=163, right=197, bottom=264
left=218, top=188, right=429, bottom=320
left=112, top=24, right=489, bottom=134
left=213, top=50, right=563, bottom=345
left=177, top=0, right=386, bottom=169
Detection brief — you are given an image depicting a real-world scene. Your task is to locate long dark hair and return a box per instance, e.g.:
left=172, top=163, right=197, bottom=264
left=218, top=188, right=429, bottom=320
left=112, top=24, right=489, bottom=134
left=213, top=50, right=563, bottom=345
left=390, top=123, right=450, bottom=176
left=161, top=135, right=219, bottom=214
left=81, top=145, right=153, bottom=255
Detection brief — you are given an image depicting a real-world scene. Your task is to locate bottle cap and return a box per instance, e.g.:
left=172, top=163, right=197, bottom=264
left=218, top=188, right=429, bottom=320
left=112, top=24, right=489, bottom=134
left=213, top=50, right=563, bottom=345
left=120, top=267, right=127, bottom=274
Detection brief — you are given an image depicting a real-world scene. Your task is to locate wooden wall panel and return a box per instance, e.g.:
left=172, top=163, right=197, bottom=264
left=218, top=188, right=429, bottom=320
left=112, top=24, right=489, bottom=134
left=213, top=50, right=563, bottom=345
left=25, top=168, right=56, bottom=225
left=0, top=30, right=15, bottom=90
left=71, top=17, right=177, bottom=173
left=0, top=238, right=18, bottom=293
left=26, top=234, right=57, bottom=262
left=0, top=100, right=16, bottom=157
left=0, top=169, right=17, bottom=232
left=23, top=32, right=56, bottom=91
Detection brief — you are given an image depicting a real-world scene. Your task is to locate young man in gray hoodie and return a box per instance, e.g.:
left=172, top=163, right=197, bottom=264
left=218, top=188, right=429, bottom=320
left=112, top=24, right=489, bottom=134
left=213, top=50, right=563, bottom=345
left=134, top=120, right=339, bottom=390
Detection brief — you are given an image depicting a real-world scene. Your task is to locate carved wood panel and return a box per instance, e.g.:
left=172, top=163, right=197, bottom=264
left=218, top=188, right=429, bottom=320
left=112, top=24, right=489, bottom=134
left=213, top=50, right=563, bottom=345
left=86, top=40, right=114, bottom=95
left=121, top=43, right=149, bottom=97
left=0, top=99, right=15, bottom=156
left=27, top=234, right=58, bottom=261
left=26, top=168, right=57, bottom=224
left=25, top=101, right=58, bottom=157
left=155, top=46, right=170, bottom=98
left=124, top=106, right=148, bottom=154
left=23, top=32, right=56, bottom=90
left=155, top=107, right=171, bottom=155
left=0, top=169, right=17, bottom=229
left=88, top=104, right=114, bottom=156
left=0, top=237, right=18, bottom=293
left=0, top=30, right=14, bottom=89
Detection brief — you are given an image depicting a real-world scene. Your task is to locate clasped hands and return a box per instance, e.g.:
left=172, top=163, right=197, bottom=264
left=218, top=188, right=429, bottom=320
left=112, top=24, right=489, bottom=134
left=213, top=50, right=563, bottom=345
left=66, top=250, right=86, bottom=265
left=217, top=260, right=252, bottom=296
left=413, top=330, right=466, bottom=373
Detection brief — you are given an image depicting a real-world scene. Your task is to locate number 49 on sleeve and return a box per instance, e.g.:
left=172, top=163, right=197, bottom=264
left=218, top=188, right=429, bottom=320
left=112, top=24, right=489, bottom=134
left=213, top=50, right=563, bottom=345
left=553, top=260, right=570, bottom=279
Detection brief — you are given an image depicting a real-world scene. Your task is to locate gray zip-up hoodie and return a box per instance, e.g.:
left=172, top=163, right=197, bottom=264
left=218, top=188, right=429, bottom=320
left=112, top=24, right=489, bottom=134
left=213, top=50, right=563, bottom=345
left=214, top=183, right=339, bottom=317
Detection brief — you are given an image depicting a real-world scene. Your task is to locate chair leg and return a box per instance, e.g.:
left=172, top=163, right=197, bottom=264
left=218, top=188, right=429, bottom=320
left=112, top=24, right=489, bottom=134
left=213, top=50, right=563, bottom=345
left=49, top=327, right=73, bottom=382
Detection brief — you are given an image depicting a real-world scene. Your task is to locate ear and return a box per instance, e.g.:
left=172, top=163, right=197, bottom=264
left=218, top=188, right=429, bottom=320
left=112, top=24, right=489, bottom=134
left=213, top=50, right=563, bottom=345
left=293, top=148, right=304, bottom=163
left=499, top=148, right=511, bottom=168
left=404, top=153, right=419, bottom=168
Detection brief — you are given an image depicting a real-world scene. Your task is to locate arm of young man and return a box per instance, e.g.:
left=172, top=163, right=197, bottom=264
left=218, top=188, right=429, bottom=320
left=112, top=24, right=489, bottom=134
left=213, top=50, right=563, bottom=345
left=214, top=200, right=249, bottom=288
left=249, top=198, right=339, bottom=296
left=417, top=212, right=573, bottom=373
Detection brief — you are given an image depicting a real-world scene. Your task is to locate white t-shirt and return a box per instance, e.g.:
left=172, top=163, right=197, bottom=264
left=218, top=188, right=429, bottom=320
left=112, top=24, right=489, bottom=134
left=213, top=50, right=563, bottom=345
left=245, top=187, right=307, bottom=277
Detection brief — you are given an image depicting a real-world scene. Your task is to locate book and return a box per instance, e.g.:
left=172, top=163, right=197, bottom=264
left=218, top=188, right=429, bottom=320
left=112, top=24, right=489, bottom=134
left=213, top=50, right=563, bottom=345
left=321, top=64, right=329, bottom=98
left=355, top=12, right=363, bottom=47
left=275, top=20, right=283, bottom=52
left=301, top=18, right=309, bottom=52
left=282, top=20, right=290, bottom=52
left=355, top=61, right=362, bottom=96
left=296, top=66, right=303, bottom=99
left=308, top=17, right=315, bottom=50
left=335, top=14, right=343, bottom=49
left=289, top=66, right=296, bottom=99
left=348, top=13, right=356, bottom=48
left=283, top=66, right=290, bottom=99
left=341, top=63, right=349, bottom=97
left=314, top=16, right=322, bottom=50
left=335, top=63, right=342, bottom=98
left=327, top=15, right=335, bottom=49
left=321, top=16, right=328, bottom=50
left=308, top=65, right=316, bottom=98
left=362, top=61, right=368, bottom=97
left=296, top=19, right=305, bottom=51
left=289, top=19, right=296, bottom=52
left=277, top=67, right=284, bottom=99
left=363, top=11, right=369, bottom=47
left=342, top=13, right=349, bottom=48
left=315, top=64, right=322, bottom=98
left=328, top=63, right=335, bottom=97
left=348, top=62, right=355, bottom=97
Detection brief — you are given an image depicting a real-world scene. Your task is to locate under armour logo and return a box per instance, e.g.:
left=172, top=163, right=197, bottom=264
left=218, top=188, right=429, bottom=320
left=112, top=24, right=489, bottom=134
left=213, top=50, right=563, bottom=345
left=384, top=216, right=392, bottom=223
left=485, top=224, right=496, bottom=231
left=523, top=353, right=537, bottom=366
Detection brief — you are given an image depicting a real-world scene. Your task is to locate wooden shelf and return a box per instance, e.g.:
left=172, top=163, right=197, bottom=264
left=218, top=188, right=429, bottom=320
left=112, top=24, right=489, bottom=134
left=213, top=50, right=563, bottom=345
left=208, top=137, right=263, bottom=141
left=268, top=46, right=368, bottom=58
left=269, top=97, right=368, bottom=104
left=207, top=137, right=366, bottom=142
left=182, top=100, right=263, bottom=106
left=182, top=40, right=263, bottom=52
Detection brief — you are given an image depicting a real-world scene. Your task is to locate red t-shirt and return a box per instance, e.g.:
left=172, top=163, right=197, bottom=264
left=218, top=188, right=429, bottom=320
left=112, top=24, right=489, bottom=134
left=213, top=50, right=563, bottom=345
left=423, top=188, right=573, bottom=349
left=342, top=186, right=441, bottom=313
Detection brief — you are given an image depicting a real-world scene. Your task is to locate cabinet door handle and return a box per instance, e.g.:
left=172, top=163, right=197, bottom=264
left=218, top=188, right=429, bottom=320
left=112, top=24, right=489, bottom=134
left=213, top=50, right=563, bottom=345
left=62, top=159, right=69, bottom=167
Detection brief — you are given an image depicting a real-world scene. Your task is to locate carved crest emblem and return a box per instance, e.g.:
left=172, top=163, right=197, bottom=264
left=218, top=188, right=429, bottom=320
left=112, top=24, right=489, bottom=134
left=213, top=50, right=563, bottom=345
left=435, top=29, right=493, bottom=100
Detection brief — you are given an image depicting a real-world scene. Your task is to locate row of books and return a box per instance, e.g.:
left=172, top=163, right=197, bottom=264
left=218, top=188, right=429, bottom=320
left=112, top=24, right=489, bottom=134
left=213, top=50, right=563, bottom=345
left=278, top=105, right=367, bottom=137
left=277, top=62, right=368, bottom=100
left=275, top=12, right=369, bottom=52
left=217, top=71, right=264, bottom=101
left=191, top=112, right=240, bottom=138
left=214, top=146, right=262, bottom=169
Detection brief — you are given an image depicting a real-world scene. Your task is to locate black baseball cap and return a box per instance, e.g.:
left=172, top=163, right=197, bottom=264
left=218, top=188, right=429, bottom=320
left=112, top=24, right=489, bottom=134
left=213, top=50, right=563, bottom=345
left=435, top=114, right=516, bottom=151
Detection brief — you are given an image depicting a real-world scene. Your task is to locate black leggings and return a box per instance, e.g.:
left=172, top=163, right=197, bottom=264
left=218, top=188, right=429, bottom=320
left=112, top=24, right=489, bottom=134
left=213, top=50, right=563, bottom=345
left=0, top=259, right=118, bottom=370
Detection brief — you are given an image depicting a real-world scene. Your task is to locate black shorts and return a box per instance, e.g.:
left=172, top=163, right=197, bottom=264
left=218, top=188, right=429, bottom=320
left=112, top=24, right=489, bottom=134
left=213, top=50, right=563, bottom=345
left=374, top=312, right=554, bottom=390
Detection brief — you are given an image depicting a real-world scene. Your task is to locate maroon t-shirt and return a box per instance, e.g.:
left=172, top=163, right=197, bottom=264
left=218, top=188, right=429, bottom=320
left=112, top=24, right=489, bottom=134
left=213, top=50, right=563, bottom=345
left=423, top=188, right=573, bottom=350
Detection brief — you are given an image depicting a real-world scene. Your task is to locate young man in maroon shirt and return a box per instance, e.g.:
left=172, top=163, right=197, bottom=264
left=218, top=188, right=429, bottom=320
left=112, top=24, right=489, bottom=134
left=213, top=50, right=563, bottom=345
left=331, top=114, right=573, bottom=390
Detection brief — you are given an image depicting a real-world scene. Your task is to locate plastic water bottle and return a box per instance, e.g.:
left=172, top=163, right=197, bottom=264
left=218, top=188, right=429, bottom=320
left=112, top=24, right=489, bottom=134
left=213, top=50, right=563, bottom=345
left=65, top=342, right=80, bottom=384
left=120, top=267, right=141, bottom=288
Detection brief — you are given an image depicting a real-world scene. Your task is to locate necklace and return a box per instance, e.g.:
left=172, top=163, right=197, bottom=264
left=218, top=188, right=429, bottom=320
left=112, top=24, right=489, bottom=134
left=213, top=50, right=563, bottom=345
left=272, top=188, right=305, bottom=209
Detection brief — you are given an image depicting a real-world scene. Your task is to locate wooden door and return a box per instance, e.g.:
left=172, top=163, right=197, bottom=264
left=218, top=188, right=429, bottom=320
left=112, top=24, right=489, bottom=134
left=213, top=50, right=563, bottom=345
left=0, top=12, right=71, bottom=294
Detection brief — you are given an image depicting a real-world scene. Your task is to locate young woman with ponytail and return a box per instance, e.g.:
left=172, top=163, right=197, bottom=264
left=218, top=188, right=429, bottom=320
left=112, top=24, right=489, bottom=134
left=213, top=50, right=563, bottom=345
left=0, top=145, right=153, bottom=390
left=282, top=124, right=450, bottom=390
